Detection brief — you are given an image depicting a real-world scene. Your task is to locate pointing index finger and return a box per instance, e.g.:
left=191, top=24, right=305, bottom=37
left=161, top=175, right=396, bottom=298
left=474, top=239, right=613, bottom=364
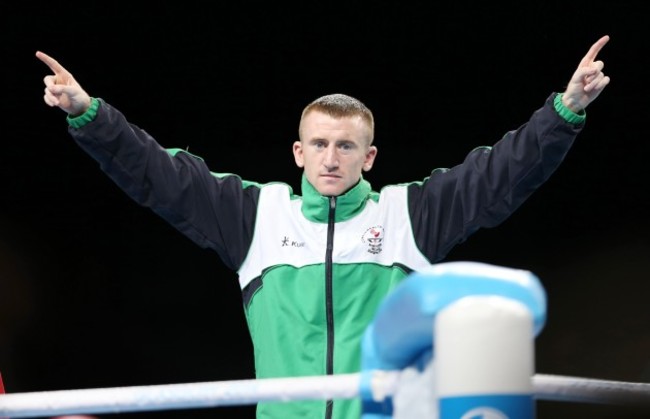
left=35, top=50, right=66, bottom=74
left=580, top=35, right=610, bottom=66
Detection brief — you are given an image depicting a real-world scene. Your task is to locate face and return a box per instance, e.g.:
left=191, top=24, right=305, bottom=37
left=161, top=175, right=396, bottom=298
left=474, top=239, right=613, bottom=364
left=294, top=111, right=377, bottom=196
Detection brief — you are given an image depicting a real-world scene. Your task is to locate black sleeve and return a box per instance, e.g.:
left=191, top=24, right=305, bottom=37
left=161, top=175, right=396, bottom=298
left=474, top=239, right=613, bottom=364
left=67, top=99, right=258, bottom=270
left=408, top=93, right=583, bottom=263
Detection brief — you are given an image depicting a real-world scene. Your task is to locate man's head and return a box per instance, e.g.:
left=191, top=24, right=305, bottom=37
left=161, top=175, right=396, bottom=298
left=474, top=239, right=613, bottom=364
left=293, top=94, right=377, bottom=196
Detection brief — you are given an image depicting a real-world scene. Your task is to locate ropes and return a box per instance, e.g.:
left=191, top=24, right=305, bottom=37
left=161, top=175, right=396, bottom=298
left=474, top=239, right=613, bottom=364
left=0, top=373, right=361, bottom=418
left=1, top=372, right=648, bottom=418
left=533, top=374, right=650, bottom=407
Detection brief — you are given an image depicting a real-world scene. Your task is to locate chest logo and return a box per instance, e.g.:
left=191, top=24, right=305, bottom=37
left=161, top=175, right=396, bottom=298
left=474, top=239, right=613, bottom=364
left=281, top=236, right=305, bottom=248
left=361, top=225, right=385, bottom=254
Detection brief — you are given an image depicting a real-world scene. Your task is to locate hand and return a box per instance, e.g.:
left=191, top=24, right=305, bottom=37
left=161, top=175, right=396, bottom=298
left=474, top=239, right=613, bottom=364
left=561, top=35, right=611, bottom=113
left=35, top=51, right=92, bottom=116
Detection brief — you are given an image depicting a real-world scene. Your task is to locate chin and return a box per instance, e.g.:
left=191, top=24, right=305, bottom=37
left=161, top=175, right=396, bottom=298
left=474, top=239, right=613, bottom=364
left=316, top=186, right=345, bottom=197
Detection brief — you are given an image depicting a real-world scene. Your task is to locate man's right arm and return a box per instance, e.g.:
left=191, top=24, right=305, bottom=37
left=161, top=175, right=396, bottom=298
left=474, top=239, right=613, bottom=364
left=37, top=52, right=258, bottom=270
left=69, top=98, right=259, bottom=271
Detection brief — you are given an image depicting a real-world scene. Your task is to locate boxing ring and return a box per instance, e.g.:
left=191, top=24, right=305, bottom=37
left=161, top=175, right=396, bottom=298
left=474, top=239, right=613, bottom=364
left=2, top=262, right=649, bottom=418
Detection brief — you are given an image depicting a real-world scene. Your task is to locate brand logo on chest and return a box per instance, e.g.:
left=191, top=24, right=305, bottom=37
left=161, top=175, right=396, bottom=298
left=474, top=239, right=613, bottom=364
left=281, top=236, right=305, bottom=248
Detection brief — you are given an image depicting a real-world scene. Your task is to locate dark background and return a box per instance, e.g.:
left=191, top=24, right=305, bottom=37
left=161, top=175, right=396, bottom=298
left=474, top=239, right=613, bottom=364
left=2, top=2, right=649, bottom=418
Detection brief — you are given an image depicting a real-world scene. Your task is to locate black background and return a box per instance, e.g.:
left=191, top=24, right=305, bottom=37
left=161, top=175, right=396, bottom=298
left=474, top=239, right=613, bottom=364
left=2, top=2, right=649, bottom=418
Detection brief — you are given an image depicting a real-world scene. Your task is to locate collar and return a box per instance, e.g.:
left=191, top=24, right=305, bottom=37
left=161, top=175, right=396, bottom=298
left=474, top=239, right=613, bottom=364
left=300, top=173, right=372, bottom=223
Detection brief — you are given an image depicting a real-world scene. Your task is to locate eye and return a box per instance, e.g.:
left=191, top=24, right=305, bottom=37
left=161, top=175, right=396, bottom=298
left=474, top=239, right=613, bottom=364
left=338, top=142, right=355, bottom=153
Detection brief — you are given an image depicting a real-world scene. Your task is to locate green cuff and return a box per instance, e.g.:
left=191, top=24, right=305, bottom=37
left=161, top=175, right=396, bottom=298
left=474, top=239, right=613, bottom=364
left=67, top=97, right=100, bottom=129
left=553, top=93, right=586, bottom=125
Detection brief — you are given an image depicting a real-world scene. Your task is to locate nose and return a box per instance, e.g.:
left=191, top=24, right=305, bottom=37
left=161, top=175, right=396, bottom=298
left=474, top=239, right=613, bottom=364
left=323, top=145, right=339, bottom=170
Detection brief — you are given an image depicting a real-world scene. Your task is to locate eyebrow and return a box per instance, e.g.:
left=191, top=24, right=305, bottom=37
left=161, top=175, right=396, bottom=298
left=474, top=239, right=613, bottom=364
left=308, top=138, right=356, bottom=145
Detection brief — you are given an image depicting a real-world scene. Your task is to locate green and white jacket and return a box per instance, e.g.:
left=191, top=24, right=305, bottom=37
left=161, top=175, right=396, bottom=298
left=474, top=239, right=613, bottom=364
left=67, top=92, right=584, bottom=419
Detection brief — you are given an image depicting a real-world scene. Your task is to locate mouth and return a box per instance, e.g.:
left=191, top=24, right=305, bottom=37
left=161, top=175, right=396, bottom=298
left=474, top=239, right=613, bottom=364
left=320, top=175, right=342, bottom=184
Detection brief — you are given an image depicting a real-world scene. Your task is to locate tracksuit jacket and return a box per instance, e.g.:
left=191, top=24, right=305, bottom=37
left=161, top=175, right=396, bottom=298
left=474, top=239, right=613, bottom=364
left=66, top=92, right=584, bottom=419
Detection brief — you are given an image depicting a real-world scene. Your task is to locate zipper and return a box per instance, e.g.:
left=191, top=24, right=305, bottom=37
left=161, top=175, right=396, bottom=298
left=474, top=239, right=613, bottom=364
left=324, top=195, right=336, bottom=419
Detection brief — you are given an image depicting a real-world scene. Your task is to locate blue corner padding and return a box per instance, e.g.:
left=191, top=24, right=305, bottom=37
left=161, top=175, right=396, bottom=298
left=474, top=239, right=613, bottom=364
left=359, top=261, right=547, bottom=417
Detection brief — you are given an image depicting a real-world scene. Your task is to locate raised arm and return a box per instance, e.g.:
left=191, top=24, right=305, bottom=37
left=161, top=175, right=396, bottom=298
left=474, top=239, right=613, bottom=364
left=35, top=51, right=92, bottom=116
left=561, top=35, right=611, bottom=113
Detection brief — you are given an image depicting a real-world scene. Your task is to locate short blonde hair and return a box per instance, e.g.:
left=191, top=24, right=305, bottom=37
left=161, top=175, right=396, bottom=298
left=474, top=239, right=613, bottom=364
left=299, top=93, right=375, bottom=144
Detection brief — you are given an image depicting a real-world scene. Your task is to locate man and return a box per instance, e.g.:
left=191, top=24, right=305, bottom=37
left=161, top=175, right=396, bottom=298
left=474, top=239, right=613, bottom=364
left=36, top=35, right=609, bottom=419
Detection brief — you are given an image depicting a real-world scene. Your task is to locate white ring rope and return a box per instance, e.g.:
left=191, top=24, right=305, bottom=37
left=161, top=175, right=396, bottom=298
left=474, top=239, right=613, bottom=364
left=533, top=373, right=650, bottom=406
left=0, top=373, right=362, bottom=418
left=0, top=372, right=648, bottom=418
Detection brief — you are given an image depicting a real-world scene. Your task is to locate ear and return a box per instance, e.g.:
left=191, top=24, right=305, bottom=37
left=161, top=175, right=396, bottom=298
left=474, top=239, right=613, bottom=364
left=293, top=140, right=304, bottom=168
left=363, top=145, right=378, bottom=172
